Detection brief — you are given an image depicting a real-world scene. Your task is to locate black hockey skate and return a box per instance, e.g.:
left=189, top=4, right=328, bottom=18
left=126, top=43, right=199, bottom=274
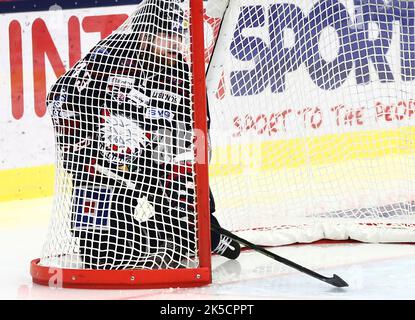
left=212, top=234, right=241, bottom=260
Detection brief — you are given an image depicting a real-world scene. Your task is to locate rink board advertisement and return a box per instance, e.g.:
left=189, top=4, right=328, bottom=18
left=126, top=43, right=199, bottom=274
left=209, top=0, right=415, bottom=139
left=1, top=0, right=415, bottom=200
left=206, top=0, right=415, bottom=176
left=0, top=0, right=143, bottom=13
left=0, top=1, right=141, bottom=200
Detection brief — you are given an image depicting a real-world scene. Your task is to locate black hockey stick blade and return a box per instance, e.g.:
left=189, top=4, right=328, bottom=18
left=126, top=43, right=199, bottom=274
left=326, top=274, right=349, bottom=288
left=211, top=224, right=349, bottom=288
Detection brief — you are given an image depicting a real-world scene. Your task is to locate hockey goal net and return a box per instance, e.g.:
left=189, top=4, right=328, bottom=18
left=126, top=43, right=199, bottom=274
left=207, top=0, right=415, bottom=246
left=31, top=0, right=211, bottom=289
left=32, top=0, right=415, bottom=288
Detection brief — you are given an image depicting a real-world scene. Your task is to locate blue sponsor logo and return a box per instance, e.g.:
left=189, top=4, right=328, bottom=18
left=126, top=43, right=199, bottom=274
left=229, top=0, right=415, bottom=96
left=146, top=107, right=175, bottom=121
left=72, top=187, right=113, bottom=230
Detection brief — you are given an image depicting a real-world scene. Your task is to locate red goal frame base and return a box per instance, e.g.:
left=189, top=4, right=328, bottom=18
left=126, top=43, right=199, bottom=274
left=30, top=259, right=211, bottom=289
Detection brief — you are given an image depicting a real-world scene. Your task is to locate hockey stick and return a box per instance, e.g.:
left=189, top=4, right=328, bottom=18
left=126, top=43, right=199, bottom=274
left=95, top=164, right=137, bottom=190
left=94, top=164, right=348, bottom=287
left=211, top=224, right=349, bottom=288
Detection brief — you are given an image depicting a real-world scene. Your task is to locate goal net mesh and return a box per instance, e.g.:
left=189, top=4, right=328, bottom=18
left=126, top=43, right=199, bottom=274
left=39, top=0, right=415, bottom=272
left=41, top=0, right=200, bottom=270
left=206, top=0, right=415, bottom=245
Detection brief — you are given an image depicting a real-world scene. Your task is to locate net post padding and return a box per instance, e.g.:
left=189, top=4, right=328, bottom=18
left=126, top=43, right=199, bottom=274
left=30, top=259, right=210, bottom=289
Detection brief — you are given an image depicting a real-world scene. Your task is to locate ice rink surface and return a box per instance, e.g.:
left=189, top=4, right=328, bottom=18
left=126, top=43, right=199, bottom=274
left=1, top=197, right=415, bottom=300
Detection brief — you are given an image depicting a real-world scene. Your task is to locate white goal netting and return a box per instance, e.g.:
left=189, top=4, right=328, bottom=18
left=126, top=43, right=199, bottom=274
left=39, top=0, right=415, bottom=274
left=40, top=0, right=201, bottom=270
left=206, top=0, right=415, bottom=245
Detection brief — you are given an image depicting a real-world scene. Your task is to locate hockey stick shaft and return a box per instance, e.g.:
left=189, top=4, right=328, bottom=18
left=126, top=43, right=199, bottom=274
left=95, top=164, right=137, bottom=190
left=93, top=164, right=347, bottom=287
left=211, top=224, right=349, bottom=288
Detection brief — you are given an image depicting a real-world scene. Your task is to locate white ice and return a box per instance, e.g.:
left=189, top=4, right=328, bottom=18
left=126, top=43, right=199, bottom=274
left=1, top=197, right=415, bottom=300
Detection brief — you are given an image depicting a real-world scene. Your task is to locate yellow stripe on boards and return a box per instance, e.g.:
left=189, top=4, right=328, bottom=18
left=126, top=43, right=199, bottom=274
left=209, top=126, right=415, bottom=177
left=1, top=126, right=414, bottom=202
left=0, top=165, right=55, bottom=202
